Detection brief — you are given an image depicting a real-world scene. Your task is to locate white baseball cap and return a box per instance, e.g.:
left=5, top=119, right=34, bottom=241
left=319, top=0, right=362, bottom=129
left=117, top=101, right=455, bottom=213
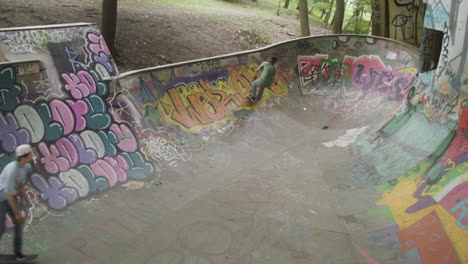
left=15, top=144, right=32, bottom=157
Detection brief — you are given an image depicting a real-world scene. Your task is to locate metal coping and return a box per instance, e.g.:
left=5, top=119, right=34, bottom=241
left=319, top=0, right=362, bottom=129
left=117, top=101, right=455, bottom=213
left=0, top=22, right=95, bottom=32
left=0, top=22, right=420, bottom=79
left=119, top=34, right=420, bottom=78
left=0, top=60, right=41, bottom=66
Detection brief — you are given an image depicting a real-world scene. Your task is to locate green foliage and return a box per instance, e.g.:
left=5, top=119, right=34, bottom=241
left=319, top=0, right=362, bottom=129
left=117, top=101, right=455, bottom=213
left=343, top=18, right=370, bottom=34
left=240, top=21, right=271, bottom=44
left=341, top=0, right=372, bottom=33
left=310, top=1, right=329, bottom=11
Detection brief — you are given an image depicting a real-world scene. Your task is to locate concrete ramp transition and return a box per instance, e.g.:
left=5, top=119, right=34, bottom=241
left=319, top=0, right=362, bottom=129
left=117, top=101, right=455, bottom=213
left=0, top=2, right=466, bottom=263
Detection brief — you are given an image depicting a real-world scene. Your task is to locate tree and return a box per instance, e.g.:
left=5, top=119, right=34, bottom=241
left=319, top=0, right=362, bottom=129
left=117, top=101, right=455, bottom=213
left=283, top=0, right=290, bottom=8
left=102, top=0, right=118, bottom=56
left=324, top=0, right=334, bottom=26
left=308, top=0, right=316, bottom=14
left=299, top=0, right=310, bottom=36
left=333, top=0, right=345, bottom=33
left=371, top=0, right=388, bottom=37
left=343, top=0, right=371, bottom=33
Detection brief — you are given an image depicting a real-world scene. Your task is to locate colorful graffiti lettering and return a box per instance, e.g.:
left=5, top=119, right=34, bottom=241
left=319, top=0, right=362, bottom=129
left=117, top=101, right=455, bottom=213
left=298, top=55, right=417, bottom=99
left=155, top=64, right=288, bottom=131
left=0, top=30, right=153, bottom=211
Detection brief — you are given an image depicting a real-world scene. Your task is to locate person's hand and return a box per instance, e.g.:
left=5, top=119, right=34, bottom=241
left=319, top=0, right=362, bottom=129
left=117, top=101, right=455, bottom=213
left=15, top=214, right=25, bottom=224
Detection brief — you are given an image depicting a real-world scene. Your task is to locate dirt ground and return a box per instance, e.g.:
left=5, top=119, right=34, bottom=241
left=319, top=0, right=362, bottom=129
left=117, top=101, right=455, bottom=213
left=0, top=0, right=331, bottom=72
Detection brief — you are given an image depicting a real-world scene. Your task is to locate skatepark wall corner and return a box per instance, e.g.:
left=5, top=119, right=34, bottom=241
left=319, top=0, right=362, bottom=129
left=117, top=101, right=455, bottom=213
left=0, top=0, right=465, bottom=262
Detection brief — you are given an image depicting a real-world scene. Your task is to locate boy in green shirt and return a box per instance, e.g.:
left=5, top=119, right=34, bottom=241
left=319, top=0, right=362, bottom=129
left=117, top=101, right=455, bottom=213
left=248, top=56, right=277, bottom=102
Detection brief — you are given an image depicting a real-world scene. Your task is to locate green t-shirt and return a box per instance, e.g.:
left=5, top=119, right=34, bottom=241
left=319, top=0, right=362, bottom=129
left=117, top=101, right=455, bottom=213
left=259, top=61, right=276, bottom=86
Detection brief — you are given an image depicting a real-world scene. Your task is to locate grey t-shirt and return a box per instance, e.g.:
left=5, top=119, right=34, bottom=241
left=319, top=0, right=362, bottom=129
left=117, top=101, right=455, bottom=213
left=0, top=161, right=29, bottom=201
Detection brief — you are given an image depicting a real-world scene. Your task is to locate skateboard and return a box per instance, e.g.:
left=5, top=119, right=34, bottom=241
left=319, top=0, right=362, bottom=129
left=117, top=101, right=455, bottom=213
left=245, top=96, right=258, bottom=105
left=0, top=254, right=38, bottom=263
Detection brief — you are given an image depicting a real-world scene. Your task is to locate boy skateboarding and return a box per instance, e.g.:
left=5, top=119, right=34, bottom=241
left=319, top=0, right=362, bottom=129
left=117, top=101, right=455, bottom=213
left=248, top=56, right=277, bottom=102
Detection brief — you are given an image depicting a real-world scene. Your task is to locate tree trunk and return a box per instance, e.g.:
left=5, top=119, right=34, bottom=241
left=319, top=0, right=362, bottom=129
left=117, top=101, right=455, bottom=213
left=283, top=0, right=290, bottom=8
left=299, top=0, right=310, bottom=36
left=320, top=10, right=326, bottom=18
left=324, top=0, right=334, bottom=26
left=344, top=5, right=359, bottom=31
left=356, top=8, right=364, bottom=32
left=277, top=0, right=281, bottom=15
left=333, top=0, right=345, bottom=33
left=308, top=0, right=315, bottom=13
left=368, top=17, right=372, bottom=33
left=370, top=0, right=388, bottom=37
left=102, top=0, right=117, bottom=56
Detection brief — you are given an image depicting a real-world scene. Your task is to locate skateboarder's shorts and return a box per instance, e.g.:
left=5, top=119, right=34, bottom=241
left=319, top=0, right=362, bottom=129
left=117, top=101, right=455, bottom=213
left=252, top=79, right=268, bottom=88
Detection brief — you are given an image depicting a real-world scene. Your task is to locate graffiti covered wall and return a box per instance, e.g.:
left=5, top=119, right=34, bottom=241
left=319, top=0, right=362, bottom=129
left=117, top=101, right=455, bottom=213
left=0, top=0, right=465, bottom=261
left=0, top=25, right=154, bottom=212
left=346, top=0, right=468, bottom=263
left=388, top=0, right=426, bottom=46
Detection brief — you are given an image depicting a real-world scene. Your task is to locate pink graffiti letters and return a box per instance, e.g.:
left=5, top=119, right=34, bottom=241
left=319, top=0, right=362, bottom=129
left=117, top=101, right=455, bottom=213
left=86, top=32, right=111, bottom=57
left=55, top=138, right=80, bottom=167
left=90, top=159, right=119, bottom=187
left=85, top=32, right=114, bottom=73
left=0, top=30, right=154, bottom=211
left=39, top=141, right=72, bottom=174
left=298, top=55, right=416, bottom=100
left=104, top=155, right=129, bottom=183
left=49, top=99, right=76, bottom=136
left=66, top=99, right=89, bottom=132
left=61, top=70, right=96, bottom=100
left=110, top=124, right=138, bottom=152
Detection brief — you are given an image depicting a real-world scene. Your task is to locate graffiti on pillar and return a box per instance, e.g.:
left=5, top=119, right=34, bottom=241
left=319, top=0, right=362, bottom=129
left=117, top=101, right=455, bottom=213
left=388, top=0, right=425, bottom=45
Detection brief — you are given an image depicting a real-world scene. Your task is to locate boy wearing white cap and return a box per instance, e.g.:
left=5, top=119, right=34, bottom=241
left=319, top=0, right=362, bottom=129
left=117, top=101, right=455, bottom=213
left=0, top=144, right=33, bottom=260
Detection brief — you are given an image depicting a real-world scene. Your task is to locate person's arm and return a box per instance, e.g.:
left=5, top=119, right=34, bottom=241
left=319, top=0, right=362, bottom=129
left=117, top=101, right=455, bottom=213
left=6, top=194, right=24, bottom=224
left=254, top=66, right=261, bottom=76
left=255, top=62, right=265, bottom=77
left=18, top=184, right=26, bottom=209
left=4, top=169, right=25, bottom=224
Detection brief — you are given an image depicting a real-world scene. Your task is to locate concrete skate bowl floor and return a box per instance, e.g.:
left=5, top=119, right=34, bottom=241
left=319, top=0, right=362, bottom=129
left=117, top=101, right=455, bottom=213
left=0, top=24, right=466, bottom=264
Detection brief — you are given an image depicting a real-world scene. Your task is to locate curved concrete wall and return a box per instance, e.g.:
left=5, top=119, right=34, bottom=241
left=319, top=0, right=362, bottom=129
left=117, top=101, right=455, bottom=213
left=0, top=0, right=465, bottom=262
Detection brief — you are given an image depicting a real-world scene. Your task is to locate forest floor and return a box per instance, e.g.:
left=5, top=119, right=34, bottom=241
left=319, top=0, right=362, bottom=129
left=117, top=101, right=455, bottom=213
left=0, top=0, right=332, bottom=72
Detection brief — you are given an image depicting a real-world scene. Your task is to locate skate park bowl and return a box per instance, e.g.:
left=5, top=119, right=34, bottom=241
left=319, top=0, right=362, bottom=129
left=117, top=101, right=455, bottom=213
left=0, top=2, right=466, bottom=263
